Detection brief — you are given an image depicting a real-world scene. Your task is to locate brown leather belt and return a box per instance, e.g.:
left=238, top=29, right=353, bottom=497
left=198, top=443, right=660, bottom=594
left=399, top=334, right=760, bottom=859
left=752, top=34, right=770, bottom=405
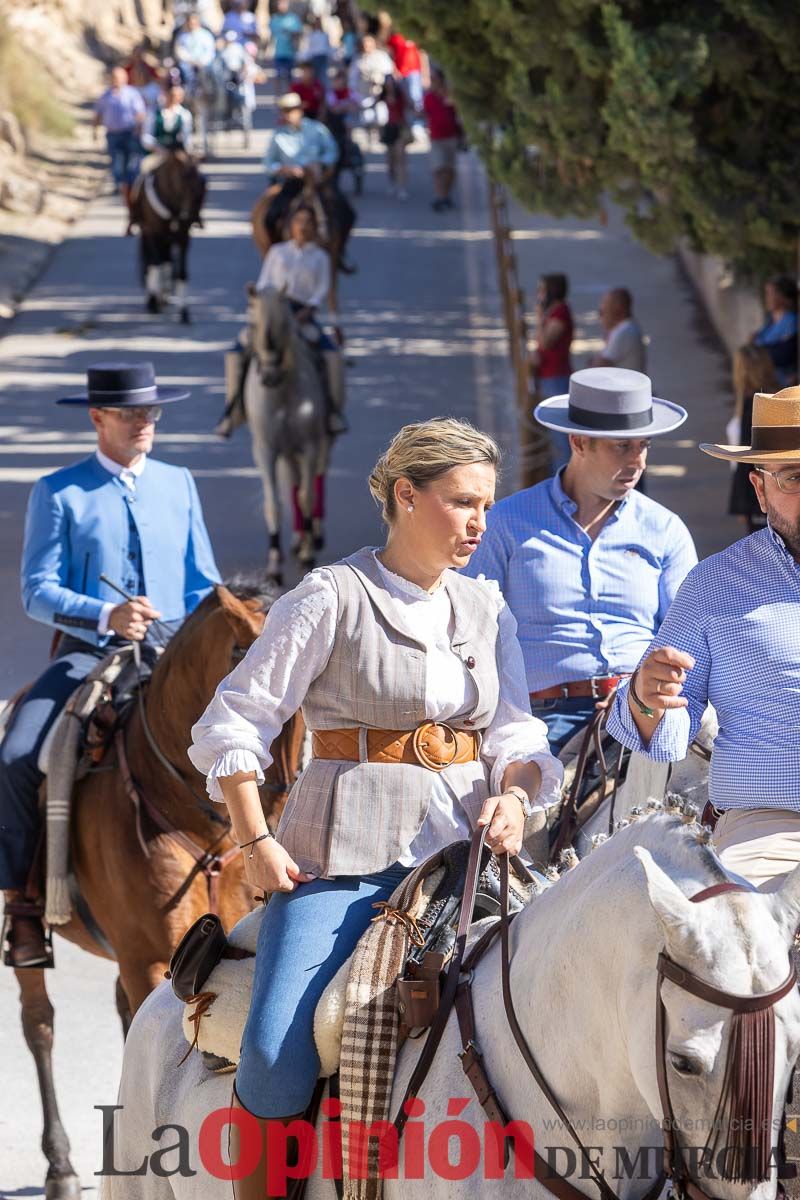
left=530, top=674, right=628, bottom=702
left=312, top=722, right=480, bottom=772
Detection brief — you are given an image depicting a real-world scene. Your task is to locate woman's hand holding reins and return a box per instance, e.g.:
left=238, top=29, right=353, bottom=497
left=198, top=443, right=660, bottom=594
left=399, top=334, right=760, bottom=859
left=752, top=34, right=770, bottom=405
left=477, top=794, right=525, bottom=857
left=242, top=837, right=317, bottom=896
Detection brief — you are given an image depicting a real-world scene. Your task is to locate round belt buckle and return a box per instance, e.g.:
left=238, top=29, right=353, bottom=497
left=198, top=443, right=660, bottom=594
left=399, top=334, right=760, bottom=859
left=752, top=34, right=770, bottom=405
left=411, top=721, right=459, bottom=772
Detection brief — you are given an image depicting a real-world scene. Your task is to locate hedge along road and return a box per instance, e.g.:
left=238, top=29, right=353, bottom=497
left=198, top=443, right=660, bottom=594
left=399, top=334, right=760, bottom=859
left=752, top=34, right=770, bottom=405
left=0, top=91, right=515, bottom=1196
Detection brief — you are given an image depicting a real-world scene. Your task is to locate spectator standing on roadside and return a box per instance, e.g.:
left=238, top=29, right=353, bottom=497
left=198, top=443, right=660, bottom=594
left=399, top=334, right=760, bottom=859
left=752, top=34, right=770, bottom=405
left=530, top=273, right=573, bottom=469
left=383, top=18, right=426, bottom=112
left=339, top=14, right=358, bottom=65
left=294, top=60, right=326, bottom=120
left=347, top=33, right=394, bottom=105
left=306, top=17, right=332, bottom=83
left=270, top=0, right=303, bottom=96
left=220, top=0, right=258, bottom=45
left=423, top=68, right=462, bottom=212
left=94, top=66, right=146, bottom=215
left=380, top=75, right=411, bottom=200
left=751, top=275, right=799, bottom=388
left=592, top=287, right=647, bottom=372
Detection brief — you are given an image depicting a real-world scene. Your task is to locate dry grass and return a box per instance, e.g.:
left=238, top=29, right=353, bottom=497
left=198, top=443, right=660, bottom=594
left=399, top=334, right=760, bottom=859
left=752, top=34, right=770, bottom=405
left=0, top=14, right=74, bottom=140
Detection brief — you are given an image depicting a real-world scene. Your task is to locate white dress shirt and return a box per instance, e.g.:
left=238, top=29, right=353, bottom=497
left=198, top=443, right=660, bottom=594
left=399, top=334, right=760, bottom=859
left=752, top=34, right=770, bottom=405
left=94, top=450, right=146, bottom=634
left=189, top=552, right=563, bottom=869
left=256, top=239, right=331, bottom=311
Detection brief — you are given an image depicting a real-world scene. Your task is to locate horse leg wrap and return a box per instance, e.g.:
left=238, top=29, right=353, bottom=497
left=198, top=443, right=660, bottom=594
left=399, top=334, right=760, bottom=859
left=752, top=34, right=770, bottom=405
left=145, top=265, right=160, bottom=299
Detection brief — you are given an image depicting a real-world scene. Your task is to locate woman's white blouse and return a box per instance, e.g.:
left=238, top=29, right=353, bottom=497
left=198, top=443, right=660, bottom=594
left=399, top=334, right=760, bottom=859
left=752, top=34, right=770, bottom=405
left=188, top=553, right=563, bottom=869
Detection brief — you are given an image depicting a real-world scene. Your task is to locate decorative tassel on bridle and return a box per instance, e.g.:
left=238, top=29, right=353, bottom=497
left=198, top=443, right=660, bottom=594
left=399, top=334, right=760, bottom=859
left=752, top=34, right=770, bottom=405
left=702, top=1004, right=776, bottom=1183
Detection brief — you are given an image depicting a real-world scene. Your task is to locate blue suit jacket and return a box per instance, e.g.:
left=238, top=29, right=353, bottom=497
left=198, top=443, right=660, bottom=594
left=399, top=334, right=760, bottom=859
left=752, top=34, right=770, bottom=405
left=21, top=455, right=221, bottom=646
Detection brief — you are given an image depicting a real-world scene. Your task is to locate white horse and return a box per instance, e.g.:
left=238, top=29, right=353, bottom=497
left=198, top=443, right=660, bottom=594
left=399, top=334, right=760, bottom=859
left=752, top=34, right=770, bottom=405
left=99, top=813, right=800, bottom=1200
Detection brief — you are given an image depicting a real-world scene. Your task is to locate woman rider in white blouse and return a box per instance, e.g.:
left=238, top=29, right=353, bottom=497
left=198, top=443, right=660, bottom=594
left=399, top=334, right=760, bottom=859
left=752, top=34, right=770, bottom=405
left=188, top=418, right=561, bottom=1199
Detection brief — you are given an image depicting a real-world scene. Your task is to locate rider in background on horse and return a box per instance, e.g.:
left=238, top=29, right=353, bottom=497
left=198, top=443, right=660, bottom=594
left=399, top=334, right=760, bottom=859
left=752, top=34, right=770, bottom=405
left=216, top=204, right=347, bottom=439
left=0, top=363, right=220, bottom=969
left=465, top=368, right=696, bottom=753
left=263, top=92, right=357, bottom=273
left=138, top=83, right=194, bottom=176
left=174, top=11, right=217, bottom=91
left=188, top=418, right=562, bottom=1197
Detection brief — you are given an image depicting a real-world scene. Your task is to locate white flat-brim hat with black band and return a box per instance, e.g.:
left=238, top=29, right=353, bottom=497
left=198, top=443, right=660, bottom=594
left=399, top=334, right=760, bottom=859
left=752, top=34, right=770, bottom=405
left=534, top=367, right=688, bottom=438
left=700, top=388, right=800, bottom=464
left=57, top=362, right=188, bottom=407
left=277, top=92, right=304, bottom=110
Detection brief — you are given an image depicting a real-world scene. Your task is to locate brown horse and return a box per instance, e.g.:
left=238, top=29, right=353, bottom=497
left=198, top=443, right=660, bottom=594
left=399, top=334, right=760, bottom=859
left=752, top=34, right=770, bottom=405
left=129, top=149, right=206, bottom=324
left=11, top=579, right=304, bottom=1200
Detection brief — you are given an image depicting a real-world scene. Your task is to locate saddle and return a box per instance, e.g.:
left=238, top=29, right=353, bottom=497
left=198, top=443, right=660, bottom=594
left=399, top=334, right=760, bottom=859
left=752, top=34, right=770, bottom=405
left=169, top=839, right=538, bottom=1073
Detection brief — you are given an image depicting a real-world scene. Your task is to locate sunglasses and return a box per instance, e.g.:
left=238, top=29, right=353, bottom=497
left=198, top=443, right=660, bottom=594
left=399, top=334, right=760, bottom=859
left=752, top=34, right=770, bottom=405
left=105, top=405, right=163, bottom=424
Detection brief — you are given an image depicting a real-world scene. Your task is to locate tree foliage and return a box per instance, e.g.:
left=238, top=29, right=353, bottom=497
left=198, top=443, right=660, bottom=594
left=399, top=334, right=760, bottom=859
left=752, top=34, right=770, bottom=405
left=378, top=0, right=800, bottom=277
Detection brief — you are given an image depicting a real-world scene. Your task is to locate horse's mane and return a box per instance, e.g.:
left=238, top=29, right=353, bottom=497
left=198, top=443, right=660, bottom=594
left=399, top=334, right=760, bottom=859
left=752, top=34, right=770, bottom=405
left=151, top=573, right=279, bottom=673
left=542, top=807, right=730, bottom=900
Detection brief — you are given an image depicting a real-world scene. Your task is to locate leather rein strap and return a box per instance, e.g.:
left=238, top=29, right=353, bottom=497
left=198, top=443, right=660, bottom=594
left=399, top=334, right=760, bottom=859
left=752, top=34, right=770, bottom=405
left=115, top=730, right=239, bottom=916
left=391, top=834, right=796, bottom=1200
left=656, top=880, right=797, bottom=1200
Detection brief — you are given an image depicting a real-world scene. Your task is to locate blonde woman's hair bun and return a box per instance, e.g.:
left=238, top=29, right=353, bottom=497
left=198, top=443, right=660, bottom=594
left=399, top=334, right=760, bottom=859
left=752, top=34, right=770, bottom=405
left=368, top=417, right=501, bottom=525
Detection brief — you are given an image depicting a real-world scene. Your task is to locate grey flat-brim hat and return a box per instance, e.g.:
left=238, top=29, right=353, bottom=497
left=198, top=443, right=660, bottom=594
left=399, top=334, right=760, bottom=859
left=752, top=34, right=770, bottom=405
left=534, top=367, right=687, bottom=438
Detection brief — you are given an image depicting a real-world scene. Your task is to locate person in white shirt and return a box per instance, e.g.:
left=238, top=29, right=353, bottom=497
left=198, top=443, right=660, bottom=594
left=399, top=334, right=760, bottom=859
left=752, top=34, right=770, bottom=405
left=592, top=288, right=647, bottom=372
left=138, top=84, right=194, bottom=173
left=347, top=34, right=394, bottom=113
left=217, top=206, right=346, bottom=438
left=174, top=12, right=217, bottom=87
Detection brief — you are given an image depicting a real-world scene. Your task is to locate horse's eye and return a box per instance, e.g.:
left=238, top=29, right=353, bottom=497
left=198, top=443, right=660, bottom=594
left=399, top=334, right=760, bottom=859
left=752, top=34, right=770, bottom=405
left=669, top=1053, right=701, bottom=1077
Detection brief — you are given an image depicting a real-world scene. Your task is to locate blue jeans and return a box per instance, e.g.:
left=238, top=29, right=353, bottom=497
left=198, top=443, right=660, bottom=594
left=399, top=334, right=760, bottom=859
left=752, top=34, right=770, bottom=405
left=106, top=129, right=142, bottom=187
left=274, top=56, right=294, bottom=90
left=529, top=697, right=597, bottom=754
left=539, top=374, right=571, bottom=471
left=0, top=640, right=105, bottom=889
left=236, top=861, right=414, bottom=1117
left=311, top=54, right=329, bottom=83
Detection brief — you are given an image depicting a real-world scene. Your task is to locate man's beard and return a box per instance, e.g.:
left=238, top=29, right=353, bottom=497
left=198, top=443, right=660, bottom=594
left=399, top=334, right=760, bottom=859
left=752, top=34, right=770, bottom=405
left=766, top=503, right=800, bottom=561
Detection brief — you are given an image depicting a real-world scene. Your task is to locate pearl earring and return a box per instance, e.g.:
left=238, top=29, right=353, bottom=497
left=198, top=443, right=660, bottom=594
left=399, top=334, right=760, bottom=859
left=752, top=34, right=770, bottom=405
left=407, top=505, right=414, bottom=513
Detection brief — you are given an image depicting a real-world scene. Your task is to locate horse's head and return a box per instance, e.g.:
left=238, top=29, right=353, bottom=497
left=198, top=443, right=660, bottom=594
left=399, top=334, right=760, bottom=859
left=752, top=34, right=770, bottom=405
left=632, top=839, right=800, bottom=1200
left=150, top=576, right=278, bottom=735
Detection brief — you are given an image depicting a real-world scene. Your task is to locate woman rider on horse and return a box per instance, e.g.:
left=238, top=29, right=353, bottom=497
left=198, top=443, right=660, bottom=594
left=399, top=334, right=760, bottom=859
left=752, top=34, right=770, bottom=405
left=188, top=418, right=562, bottom=1199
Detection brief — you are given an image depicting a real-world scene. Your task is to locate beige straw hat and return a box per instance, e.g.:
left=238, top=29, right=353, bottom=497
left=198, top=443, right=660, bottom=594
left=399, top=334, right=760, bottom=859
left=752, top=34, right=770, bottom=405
left=700, top=388, right=800, bottom=464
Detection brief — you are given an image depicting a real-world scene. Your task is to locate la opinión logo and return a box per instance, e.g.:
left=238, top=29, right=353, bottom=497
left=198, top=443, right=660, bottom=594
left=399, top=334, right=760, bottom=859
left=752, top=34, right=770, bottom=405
left=96, top=1097, right=536, bottom=1193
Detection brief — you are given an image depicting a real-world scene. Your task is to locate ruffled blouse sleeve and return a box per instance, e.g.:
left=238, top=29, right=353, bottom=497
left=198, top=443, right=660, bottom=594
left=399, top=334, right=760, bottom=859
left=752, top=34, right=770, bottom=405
left=187, top=570, right=338, bottom=801
left=475, top=576, right=563, bottom=809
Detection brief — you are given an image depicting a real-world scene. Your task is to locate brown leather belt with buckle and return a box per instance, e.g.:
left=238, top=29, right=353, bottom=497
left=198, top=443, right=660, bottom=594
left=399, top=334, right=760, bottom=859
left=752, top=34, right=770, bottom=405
left=529, top=674, right=629, bottom=702
left=312, top=722, right=481, bottom=772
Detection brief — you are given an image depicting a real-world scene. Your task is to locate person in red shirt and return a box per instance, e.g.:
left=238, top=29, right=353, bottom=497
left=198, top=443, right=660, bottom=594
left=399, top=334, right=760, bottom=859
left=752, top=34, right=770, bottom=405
left=530, top=273, right=575, bottom=469
left=293, top=60, right=326, bottom=120
left=422, top=68, right=462, bottom=212
left=386, top=28, right=426, bottom=110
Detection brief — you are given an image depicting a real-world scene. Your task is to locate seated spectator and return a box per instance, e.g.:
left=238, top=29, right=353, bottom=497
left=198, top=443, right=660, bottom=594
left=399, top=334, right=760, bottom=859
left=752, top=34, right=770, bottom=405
left=751, top=274, right=798, bottom=387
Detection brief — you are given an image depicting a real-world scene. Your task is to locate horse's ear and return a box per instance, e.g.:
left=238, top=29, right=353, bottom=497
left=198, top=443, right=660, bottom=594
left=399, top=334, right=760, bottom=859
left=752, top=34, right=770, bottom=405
left=635, top=847, right=696, bottom=938
left=767, top=863, right=800, bottom=946
left=214, top=585, right=263, bottom=645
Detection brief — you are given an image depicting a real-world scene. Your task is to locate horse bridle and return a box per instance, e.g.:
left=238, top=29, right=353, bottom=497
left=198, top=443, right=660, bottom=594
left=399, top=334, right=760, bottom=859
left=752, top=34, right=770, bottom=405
left=390, top=829, right=798, bottom=1200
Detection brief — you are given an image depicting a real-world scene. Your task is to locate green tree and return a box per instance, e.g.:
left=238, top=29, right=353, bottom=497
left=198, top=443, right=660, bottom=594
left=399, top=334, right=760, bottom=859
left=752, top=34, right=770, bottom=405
left=378, top=1, right=800, bottom=277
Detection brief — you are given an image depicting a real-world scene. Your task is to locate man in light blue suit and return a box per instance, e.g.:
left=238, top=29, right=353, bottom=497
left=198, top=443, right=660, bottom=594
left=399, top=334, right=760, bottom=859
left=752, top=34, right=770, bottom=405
left=1, top=362, right=220, bottom=967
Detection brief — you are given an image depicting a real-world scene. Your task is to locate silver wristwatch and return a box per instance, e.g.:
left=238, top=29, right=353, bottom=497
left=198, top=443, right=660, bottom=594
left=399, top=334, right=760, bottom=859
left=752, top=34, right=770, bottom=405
left=505, top=784, right=535, bottom=819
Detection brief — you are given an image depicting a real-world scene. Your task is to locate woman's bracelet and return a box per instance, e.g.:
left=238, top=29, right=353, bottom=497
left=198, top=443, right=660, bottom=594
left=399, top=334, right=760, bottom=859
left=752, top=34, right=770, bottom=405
left=237, top=831, right=273, bottom=859
left=629, top=671, right=656, bottom=719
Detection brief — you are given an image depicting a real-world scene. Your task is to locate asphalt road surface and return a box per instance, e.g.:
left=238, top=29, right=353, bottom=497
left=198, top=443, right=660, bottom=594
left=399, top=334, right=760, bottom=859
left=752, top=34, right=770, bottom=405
left=0, top=87, right=738, bottom=1197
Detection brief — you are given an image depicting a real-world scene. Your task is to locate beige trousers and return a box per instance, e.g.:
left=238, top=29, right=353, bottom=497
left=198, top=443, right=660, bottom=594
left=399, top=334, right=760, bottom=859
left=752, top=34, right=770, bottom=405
left=715, top=808, right=800, bottom=893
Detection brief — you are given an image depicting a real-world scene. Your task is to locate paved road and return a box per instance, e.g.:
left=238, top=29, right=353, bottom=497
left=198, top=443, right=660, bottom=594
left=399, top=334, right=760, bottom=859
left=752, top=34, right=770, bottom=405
left=0, top=90, right=739, bottom=1197
left=0, top=95, right=515, bottom=1197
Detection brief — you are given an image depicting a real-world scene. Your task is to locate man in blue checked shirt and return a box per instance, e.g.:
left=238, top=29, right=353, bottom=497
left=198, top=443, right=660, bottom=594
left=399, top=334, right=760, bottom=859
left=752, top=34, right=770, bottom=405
left=464, top=368, right=697, bottom=751
left=0, top=362, right=220, bottom=968
left=608, top=386, right=800, bottom=891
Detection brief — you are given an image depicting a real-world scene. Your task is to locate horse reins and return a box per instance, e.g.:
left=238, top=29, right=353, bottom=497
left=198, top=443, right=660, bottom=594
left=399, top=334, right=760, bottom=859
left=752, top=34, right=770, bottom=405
left=390, top=830, right=797, bottom=1200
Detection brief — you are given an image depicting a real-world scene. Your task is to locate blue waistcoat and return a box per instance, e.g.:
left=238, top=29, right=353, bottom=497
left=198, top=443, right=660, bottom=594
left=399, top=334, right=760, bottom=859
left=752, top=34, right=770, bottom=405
left=21, top=454, right=221, bottom=647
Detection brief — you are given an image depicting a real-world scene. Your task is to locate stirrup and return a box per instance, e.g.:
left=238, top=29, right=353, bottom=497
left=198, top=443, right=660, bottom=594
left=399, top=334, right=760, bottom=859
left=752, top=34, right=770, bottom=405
left=1, top=909, right=55, bottom=969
